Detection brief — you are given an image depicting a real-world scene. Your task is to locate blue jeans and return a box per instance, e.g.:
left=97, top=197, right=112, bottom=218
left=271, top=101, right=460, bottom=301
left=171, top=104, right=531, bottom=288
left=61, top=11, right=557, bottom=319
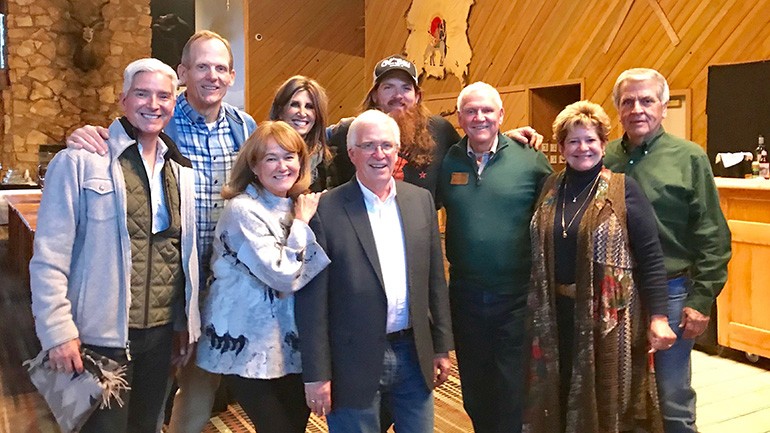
left=326, top=335, right=433, bottom=433
left=654, top=276, right=697, bottom=433
left=449, top=286, right=527, bottom=433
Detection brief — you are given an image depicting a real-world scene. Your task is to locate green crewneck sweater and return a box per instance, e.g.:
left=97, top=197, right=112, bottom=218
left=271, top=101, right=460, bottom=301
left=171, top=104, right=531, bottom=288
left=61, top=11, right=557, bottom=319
left=439, top=133, right=552, bottom=296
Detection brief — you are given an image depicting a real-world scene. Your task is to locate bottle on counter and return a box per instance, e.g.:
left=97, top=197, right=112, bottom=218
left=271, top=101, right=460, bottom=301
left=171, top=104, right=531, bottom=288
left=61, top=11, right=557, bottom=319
left=757, top=135, right=769, bottom=179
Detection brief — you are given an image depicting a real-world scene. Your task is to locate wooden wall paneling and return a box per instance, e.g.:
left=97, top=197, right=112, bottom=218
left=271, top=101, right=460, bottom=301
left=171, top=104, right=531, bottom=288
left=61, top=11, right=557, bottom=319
left=665, top=1, right=743, bottom=87
left=364, top=0, right=410, bottom=77
left=507, top=0, right=584, bottom=84
left=241, top=0, right=249, bottom=109
left=422, top=94, right=457, bottom=118
left=685, top=1, right=765, bottom=145
left=646, top=0, right=680, bottom=46
left=662, top=3, right=760, bottom=146
left=636, top=0, right=690, bottom=63
left=245, top=0, right=365, bottom=123
left=711, top=1, right=770, bottom=65
left=466, top=0, right=531, bottom=87
left=587, top=2, right=698, bottom=139
left=561, top=0, right=620, bottom=82
left=500, top=88, right=528, bottom=131
left=687, top=1, right=767, bottom=144
left=662, top=89, right=691, bottom=141
left=489, top=0, right=551, bottom=86
left=654, top=1, right=717, bottom=78
left=567, top=0, right=625, bottom=91
left=422, top=94, right=460, bottom=138
left=600, top=4, right=671, bottom=80
left=506, top=0, right=561, bottom=83
left=546, top=0, right=608, bottom=81
left=603, top=0, right=637, bottom=53
left=579, top=2, right=651, bottom=106
left=354, top=0, right=770, bottom=152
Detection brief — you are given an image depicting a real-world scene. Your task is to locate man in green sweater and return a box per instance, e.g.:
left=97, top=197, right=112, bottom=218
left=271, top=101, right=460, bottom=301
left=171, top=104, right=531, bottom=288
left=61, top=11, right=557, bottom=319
left=604, top=68, right=731, bottom=433
left=438, top=82, right=552, bottom=433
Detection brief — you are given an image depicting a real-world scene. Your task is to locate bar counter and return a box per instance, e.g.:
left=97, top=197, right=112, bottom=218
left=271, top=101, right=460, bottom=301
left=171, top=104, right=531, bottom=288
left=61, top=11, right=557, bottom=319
left=715, top=177, right=770, bottom=361
left=6, top=193, right=41, bottom=285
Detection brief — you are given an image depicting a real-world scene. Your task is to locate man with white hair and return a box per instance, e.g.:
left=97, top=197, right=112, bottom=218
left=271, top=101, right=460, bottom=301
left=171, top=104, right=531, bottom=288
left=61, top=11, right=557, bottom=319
left=439, top=82, right=552, bottom=433
left=329, top=55, right=542, bottom=200
left=295, top=109, right=454, bottom=433
left=30, top=58, right=200, bottom=433
left=604, top=68, right=731, bottom=433
left=63, top=30, right=257, bottom=433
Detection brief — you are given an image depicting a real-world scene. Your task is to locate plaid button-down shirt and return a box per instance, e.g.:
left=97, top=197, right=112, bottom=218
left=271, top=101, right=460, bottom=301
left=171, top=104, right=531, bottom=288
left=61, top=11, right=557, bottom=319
left=172, top=94, right=239, bottom=281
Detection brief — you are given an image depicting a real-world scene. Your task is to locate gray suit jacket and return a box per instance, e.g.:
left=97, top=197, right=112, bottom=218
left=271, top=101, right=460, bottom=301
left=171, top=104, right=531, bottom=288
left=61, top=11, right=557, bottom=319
left=295, top=179, right=453, bottom=409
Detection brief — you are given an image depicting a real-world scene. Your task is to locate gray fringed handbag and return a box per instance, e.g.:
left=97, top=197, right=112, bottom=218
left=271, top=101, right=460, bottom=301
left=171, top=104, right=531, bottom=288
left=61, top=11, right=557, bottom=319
left=23, top=348, right=130, bottom=433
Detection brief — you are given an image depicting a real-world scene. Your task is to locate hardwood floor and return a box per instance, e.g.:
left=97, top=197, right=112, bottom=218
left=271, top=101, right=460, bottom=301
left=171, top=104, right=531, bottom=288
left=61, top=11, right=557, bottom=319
left=694, top=349, right=770, bottom=433
left=1, top=227, right=769, bottom=433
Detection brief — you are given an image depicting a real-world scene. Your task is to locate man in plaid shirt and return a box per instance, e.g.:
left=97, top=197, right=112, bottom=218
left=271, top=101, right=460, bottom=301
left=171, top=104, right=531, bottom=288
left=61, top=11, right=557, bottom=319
left=65, top=31, right=256, bottom=433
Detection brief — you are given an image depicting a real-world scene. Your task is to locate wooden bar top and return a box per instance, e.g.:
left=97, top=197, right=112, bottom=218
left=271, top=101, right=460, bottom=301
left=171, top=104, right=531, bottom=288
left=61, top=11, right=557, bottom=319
left=6, top=193, right=41, bottom=232
left=715, top=176, right=770, bottom=191
left=6, top=192, right=40, bottom=282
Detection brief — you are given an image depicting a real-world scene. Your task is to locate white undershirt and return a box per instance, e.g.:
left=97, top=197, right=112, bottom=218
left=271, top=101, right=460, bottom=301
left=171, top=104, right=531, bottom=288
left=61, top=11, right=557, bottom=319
left=356, top=177, right=410, bottom=333
left=137, top=138, right=170, bottom=234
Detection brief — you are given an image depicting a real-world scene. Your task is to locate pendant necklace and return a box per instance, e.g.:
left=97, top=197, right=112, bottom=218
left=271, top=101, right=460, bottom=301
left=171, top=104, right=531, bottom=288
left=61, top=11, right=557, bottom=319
left=568, top=175, right=598, bottom=202
left=560, top=173, right=601, bottom=238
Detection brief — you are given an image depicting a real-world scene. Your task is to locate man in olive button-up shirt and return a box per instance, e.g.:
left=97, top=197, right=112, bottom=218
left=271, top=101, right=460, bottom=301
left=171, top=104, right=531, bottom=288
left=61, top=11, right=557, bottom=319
left=604, top=68, right=731, bottom=433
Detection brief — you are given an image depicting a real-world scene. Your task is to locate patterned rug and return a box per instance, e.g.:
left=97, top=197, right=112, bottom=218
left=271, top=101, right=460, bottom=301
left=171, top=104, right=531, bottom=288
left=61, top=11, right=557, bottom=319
left=199, top=352, right=472, bottom=433
left=0, top=230, right=472, bottom=433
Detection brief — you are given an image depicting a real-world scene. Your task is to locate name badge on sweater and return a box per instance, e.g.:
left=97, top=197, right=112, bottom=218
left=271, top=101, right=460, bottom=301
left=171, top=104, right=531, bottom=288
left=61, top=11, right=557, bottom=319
left=450, top=172, right=469, bottom=185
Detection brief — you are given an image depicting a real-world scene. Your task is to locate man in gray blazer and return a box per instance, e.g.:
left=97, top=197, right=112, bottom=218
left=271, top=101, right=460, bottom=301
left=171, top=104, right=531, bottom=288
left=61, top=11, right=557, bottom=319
left=295, top=109, right=454, bottom=433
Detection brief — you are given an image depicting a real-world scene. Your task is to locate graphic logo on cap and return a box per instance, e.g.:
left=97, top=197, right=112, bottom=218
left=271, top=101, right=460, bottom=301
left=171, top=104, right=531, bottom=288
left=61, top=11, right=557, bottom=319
left=374, top=56, right=418, bottom=85
left=381, top=57, right=414, bottom=70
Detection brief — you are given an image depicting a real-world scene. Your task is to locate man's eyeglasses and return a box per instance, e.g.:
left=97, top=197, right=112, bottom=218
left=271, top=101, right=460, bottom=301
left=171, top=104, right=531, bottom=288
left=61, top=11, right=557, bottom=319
left=355, top=142, right=397, bottom=154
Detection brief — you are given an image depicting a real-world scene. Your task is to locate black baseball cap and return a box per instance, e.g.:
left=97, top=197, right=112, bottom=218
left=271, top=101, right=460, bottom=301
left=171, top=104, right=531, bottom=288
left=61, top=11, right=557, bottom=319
left=373, top=55, right=419, bottom=86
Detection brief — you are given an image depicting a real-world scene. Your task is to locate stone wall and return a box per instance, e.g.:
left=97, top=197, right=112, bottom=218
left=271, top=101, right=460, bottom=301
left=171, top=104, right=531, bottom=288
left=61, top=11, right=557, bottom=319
left=0, top=0, right=151, bottom=174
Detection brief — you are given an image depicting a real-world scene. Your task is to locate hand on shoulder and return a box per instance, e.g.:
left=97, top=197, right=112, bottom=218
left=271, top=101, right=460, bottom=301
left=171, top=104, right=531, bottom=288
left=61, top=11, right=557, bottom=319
left=66, top=125, right=110, bottom=155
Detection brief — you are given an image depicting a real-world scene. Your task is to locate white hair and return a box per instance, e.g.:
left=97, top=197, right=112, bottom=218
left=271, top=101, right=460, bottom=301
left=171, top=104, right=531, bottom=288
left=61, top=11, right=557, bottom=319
left=612, top=68, right=669, bottom=107
left=346, top=109, right=401, bottom=150
left=122, top=58, right=178, bottom=95
left=457, top=81, right=503, bottom=111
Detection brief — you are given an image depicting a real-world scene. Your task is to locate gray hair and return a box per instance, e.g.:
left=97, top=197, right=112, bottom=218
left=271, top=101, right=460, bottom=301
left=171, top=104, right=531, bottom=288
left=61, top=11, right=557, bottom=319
left=612, top=68, right=669, bottom=107
left=346, top=109, right=401, bottom=150
left=122, top=58, right=178, bottom=95
left=457, top=81, right=503, bottom=111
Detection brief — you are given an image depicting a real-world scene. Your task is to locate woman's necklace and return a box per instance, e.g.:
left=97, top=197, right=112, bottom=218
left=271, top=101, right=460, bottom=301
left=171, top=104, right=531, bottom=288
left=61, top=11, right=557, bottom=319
left=568, top=175, right=597, bottom=202
left=560, top=173, right=601, bottom=238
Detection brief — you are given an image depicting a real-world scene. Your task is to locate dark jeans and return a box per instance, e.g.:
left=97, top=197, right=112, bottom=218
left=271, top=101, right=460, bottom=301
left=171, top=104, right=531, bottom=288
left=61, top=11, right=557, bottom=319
left=81, top=324, right=174, bottom=433
left=224, top=373, right=309, bottom=433
left=326, top=334, right=433, bottom=433
left=450, top=285, right=528, bottom=433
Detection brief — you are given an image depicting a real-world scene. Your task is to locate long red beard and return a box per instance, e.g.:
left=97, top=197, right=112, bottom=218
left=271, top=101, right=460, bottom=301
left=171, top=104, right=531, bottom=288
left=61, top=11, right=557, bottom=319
left=393, top=156, right=408, bottom=180
left=390, top=107, right=421, bottom=151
